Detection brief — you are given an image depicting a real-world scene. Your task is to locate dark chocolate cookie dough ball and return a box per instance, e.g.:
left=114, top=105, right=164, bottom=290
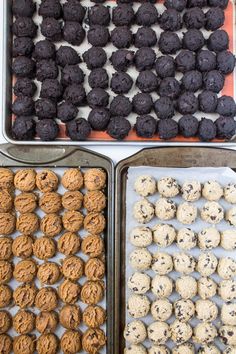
left=13, top=17, right=37, bottom=38
left=154, top=96, right=175, bottom=120
left=198, top=118, right=216, bottom=141
left=13, top=78, right=37, bottom=97
left=56, top=46, right=80, bottom=67
left=182, top=70, right=203, bottom=92
left=164, top=0, right=187, bottom=11
left=183, top=7, right=205, bottom=29
left=83, top=47, right=107, bottom=70
left=134, top=27, right=157, bottom=48
left=208, top=0, right=229, bottom=8
left=87, top=25, right=110, bottom=47
left=88, top=108, right=110, bottom=130
left=63, top=0, right=86, bottom=22
left=12, top=56, right=35, bottom=78
left=134, top=48, right=155, bottom=72
left=196, top=50, right=216, bottom=72
left=88, top=69, right=109, bottom=89
left=207, top=30, right=229, bottom=53
left=66, top=118, right=91, bottom=141
left=188, top=0, right=207, bottom=7
left=205, top=7, right=225, bottom=31
left=107, top=117, right=131, bottom=140
left=177, top=92, right=199, bottom=114
left=112, top=4, right=135, bottom=26
left=12, top=0, right=36, bottom=17
left=63, top=21, right=85, bottom=46
left=88, top=5, right=110, bottom=26
left=215, top=116, right=236, bottom=139
left=155, top=55, right=175, bottom=78
left=12, top=117, right=36, bottom=141
left=110, top=95, right=132, bottom=116
left=216, top=96, right=236, bottom=117
left=136, top=71, right=159, bottom=93
left=183, top=29, right=205, bottom=51
left=136, top=3, right=158, bottom=26
left=158, top=31, right=182, bottom=54
left=217, top=51, right=236, bottom=75
left=63, top=84, right=86, bottom=106
left=40, top=79, right=63, bottom=102
left=87, top=88, right=109, bottom=108
left=39, top=0, right=62, bottom=19
left=111, top=50, right=134, bottom=71
left=33, top=40, right=56, bottom=60
left=159, top=9, right=182, bottom=31
left=36, top=60, right=58, bottom=82
left=158, top=77, right=181, bottom=99
left=198, top=90, right=218, bottom=112
left=178, top=115, right=199, bottom=137
left=135, top=115, right=157, bottom=138
left=61, top=65, right=84, bottom=87
left=132, top=93, right=153, bottom=115
left=111, top=72, right=133, bottom=94
left=41, top=18, right=62, bottom=42
left=110, top=27, right=133, bottom=49
left=12, top=97, right=34, bottom=116
left=13, top=37, right=34, bottom=57
left=158, top=119, right=178, bottom=140
left=35, top=98, right=57, bottom=119
left=203, top=70, right=225, bottom=93
left=175, top=50, right=196, bottom=72
left=36, top=119, right=59, bottom=141
left=57, top=101, right=78, bottom=122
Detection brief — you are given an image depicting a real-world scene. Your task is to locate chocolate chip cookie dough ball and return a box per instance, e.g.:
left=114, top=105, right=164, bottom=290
left=205, top=7, right=224, bottom=31
left=194, top=323, right=217, bottom=344
left=13, top=310, right=35, bottom=335
left=63, top=0, right=86, bottom=22
left=85, top=258, right=105, bottom=281
left=183, top=29, right=205, bottom=52
left=0, top=285, right=12, bottom=308
left=14, top=78, right=37, bottom=97
left=35, top=287, right=58, bottom=311
left=155, top=55, right=175, bottom=78
left=59, top=304, right=81, bottom=329
left=12, top=235, right=33, bottom=259
left=147, top=322, right=170, bottom=345
left=12, top=117, right=36, bottom=141
left=134, top=27, right=157, bottom=48
left=63, top=21, right=85, bottom=46
left=37, top=333, right=58, bottom=354
left=215, top=116, right=236, bottom=140
left=88, top=68, right=108, bottom=90
left=152, top=252, right=173, bottom=275
left=111, top=49, right=134, bottom=72
left=84, top=168, right=106, bottom=192
left=173, top=253, right=195, bottom=274
left=218, top=279, right=236, bottom=302
left=134, top=176, right=156, bottom=198
left=151, top=299, right=172, bottom=322
left=217, top=96, right=236, bottom=117
left=124, top=320, right=147, bottom=345
left=36, top=59, right=58, bottom=82
left=0, top=311, right=11, bottom=333
left=61, top=169, right=83, bottom=191
left=39, top=192, right=61, bottom=214
left=207, top=29, right=229, bottom=53
left=133, top=198, right=154, bottom=224
left=0, top=237, right=12, bottom=261
left=61, top=330, right=82, bottom=354
left=135, top=115, right=157, bottom=138
left=87, top=88, right=109, bottom=108
left=174, top=299, right=194, bottom=322
left=58, top=232, right=80, bottom=256
left=36, top=170, right=58, bottom=193
left=13, top=37, right=34, bottom=58
left=83, top=305, right=106, bottom=328
left=81, top=280, right=104, bottom=305
left=13, top=17, right=37, bottom=38
left=199, top=90, right=217, bottom=113
left=36, top=311, right=58, bottom=334
left=202, top=180, right=223, bottom=201
left=133, top=93, right=152, bottom=115
left=13, top=259, right=37, bottom=283
left=177, top=92, right=199, bottom=115
left=170, top=320, right=192, bottom=345
left=198, top=118, right=216, bottom=141
left=221, top=303, right=236, bottom=326
left=224, top=183, right=236, bottom=204
left=129, top=248, right=152, bottom=271
left=220, top=327, right=236, bottom=347
left=87, top=25, right=109, bottom=47
left=217, top=50, right=236, bottom=75
left=0, top=213, right=15, bottom=235
left=59, top=279, right=80, bottom=304
left=176, top=228, right=197, bottom=250
left=155, top=197, right=177, bottom=220
left=226, top=207, right=236, bottom=227
left=81, top=234, right=104, bottom=257
left=164, top=0, right=187, bottom=11
left=128, top=272, right=151, bottom=296
left=112, top=4, right=134, bottom=26
left=40, top=213, right=62, bottom=237
left=88, top=4, right=110, bottom=26
left=158, top=32, right=182, bottom=55
left=197, top=252, right=218, bottom=276
left=151, top=275, right=173, bottom=298
left=201, top=201, right=224, bottom=223
left=82, top=328, right=106, bottom=353
left=159, top=9, right=182, bottom=31
left=136, top=3, right=158, bottom=26
left=178, top=115, right=199, bottom=138
left=175, top=50, right=196, bottom=73
left=41, top=18, right=62, bottom=42
left=196, top=299, right=218, bottom=322
left=62, top=211, right=84, bottom=232
left=0, top=168, right=14, bottom=191
left=0, top=334, right=12, bottom=354
left=12, top=97, right=34, bottom=117
left=16, top=213, right=39, bottom=234
left=127, top=294, right=150, bottom=318
left=83, top=47, right=107, bottom=70
left=37, top=261, right=61, bottom=285
left=111, top=27, right=133, bottom=49
left=204, top=70, right=225, bottom=93
left=198, top=276, right=217, bottom=299
left=158, top=177, right=179, bottom=198
left=176, top=275, right=197, bottom=299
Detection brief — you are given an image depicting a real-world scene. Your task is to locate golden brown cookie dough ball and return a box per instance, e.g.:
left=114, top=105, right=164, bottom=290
left=80, top=280, right=104, bottom=305
left=13, top=259, right=37, bottom=283
left=14, top=169, right=36, bottom=192
left=13, top=334, right=36, bottom=354
left=36, top=311, right=58, bottom=334
left=58, top=279, right=80, bottom=304
left=59, top=304, right=81, bottom=330
left=0, top=237, right=12, bottom=260
left=0, top=334, right=12, bottom=354
left=14, top=192, right=38, bottom=213
left=62, top=191, right=83, bottom=211
left=62, top=256, right=84, bottom=281
left=36, top=170, right=58, bottom=193
left=12, top=235, right=33, bottom=259
left=85, top=258, right=105, bottom=281
left=0, top=311, right=11, bottom=333
left=35, top=287, right=58, bottom=311
left=0, top=212, right=16, bottom=235
left=0, top=190, right=13, bottom=212
left=81, top=234, right=104, bottom=258
left=82, top=328, right=106, bottom=354
left=84, top=212, right=106, bottom=234
left=0, top=168, right=14, bottom=190
left=40, top=213, right=62, bottom=237
left=83, top=305, right=106, bottom=328
left=0, top=260, right=13, bottom=284
left=84, top=191, right=106, bottom=213
left=58, top=232, right=80, bottom=256
left=36, top=333, right=58, bottom=354
left=16, top=213, right=39, bottom=235
left=13, top=310, right=35, bottom=334
left=62, top=169, right=83, bottom=191
left=62, top=210, right=84, bottom=232
left=37, top=262, right=61, bottom=285
left=13, top=283, right=37, bottom=308
left=84, top=169, right=106, bottom=191
left=61, top=330, right=82, bottom=354
left=33, top=236, right=56, bottom=260
left=39, top=192, right=62, bottom=214
left=0, top=285, right=12, bottom=308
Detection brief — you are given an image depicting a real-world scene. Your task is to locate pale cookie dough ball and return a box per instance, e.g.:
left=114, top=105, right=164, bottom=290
left=197, top=252, right=218, bottom=277
left=157, top=177, right=179, bottom=198
left=198, top=227, right=220, bottom=250
left=176, top=276, right=197, bottom=299
left=129, top=248, right=152, bottom=271
left=128, top=272, right=151, bottom=294
left=124, top=320, right=147, bottom=344
left=133, top=198, right=154, bottom=224
left=151, top=299, right=172, bottom=321
left=221, top=303, right=236, bottom=326
left=84, top=168, right=106, bottom=191
left=14, top=169, right=36, bottom=192
left=176, top=228, right=197, bottom=250
left=200, top=201, right=224, bottom=224
left=0, top=237, right=12, bottom=260
left=12, top=235, right=33, bottom=259
left=125, top=344, right=147, bottom=354
left=202, top=181, right=223, bottom=201
left=33, top=236, right=56, bottom=260
left=194, top=323, right=217, bottom=344
left=16, top=213, right=39, bottom=235
left=0, top=168, right=14, bottom=190
left=130, top=226, right=153, bottom=247
left=155, top=198, right=176, bottom=220
left=226, top=207, right=236, bottom=226
left=223, top=347, right=236, bottom=354
left=151, top=275, right=173, bottom=298
left=173, top=253, right=196, bottom=274
left=177, top=202, right=198, bottom=225
left=0, top=190, right=13, bottom=212
left=152, top=224, right=176, bottom=247
left=127, top=294, right=150, bottom=318
left=147, top=321, right=170, bottom=345
left=195, top=299, right=218, bottom=322
left=151, top=252, right=173, bottom=275
left=220, top=326, right=236, bottom=346
left=198, top=277, right=217, bottom=299
left=134, top=175, right=156, bottom=197
left=174, top=299, right=195, bottom=322
left=218, top=257, right=236, bottom=279
left=224, top=183, right=236, bottom=204
left=14, top=193, right=37, bottom=213
left=36, top=170, right=58, bottom=193
left=221, top=230, right=236, bottom=250
left=219, top=280, right=236, bottom=302
left=170, top=320, right=192, bottom=345
left=182, top=180, right=201, bottom=202
left=148, top=346, right=170, bottom=354
left=198, top=344, right=220, bottom=354
left=172, top=343, right=194, bottom=354
left=62, top=169, right=83, bottom=191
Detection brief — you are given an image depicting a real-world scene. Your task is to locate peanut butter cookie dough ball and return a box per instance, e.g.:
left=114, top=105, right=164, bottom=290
left=61, top=330, right=82, bottom=354
left=0, top=168, right=14, bottom=190
left=0, top=284, right=12, bottom=308
left=174, top=299, right=195, bottom=322
left=0, top=190, right=13, bottom=212
left=40, top=213, right=62, bottom=237
left=152, top=252, right=173, bottom=275
left=0, top=237, right=12, bottom=260
left=196, top=299, right=218, bottom=322
left=224, top=183, right=236, bottom=204
left=200, top=201, right=224, bottom=224
left=151, top=275, right=173, bottom=299
left=0, top=310, right=11, bottom=333
left=219, top=279, right=236, bottom=302
left=84, top=191, right=106, bottom=213
left=35, top=287, right=58, bottom=311
left=0, top=261, right=13, bottom=284
left=62, top=191, right=83, bottom=211
left=133, top=198, right=154, bottom=224
left=13, top=310, right=35, bottom=334
left=130, top=227, right=152, bottom=248
left=151, top=299, right=172, bottom=322
left=128, top=272, right=151, bottom=295
left=226, top=207, right=236, bottom=226
left=14, top=169, right=36, bottom=192
left=17, top=213, right=39, bottom=235
left=202, top=181, right=223, bottom=201
left=59, top=304, right=81, bottom=330
left=12, top=235, right=33, bottom=259
left=0, top=334, right=12, bottom=354
left=147, top=322, right=170, bottom=345
left=36, top=333, right=58, bottom=354
left=198, top=277, right=217, bottom=299
left=13, top=259, right=37, bottom=283
left=84, top=212, right=105, bottom=234
left=0, top=213, right=16, bottom=235
left=33, top=236, right=56, bottom=260
left=172, top=343, right=194, bottom=354
left=194, top=323, right=217, bottom=344
left=155, top=198, right=176, bottom=220
left=127, top=294, right=150, bottom=318
left=84, top=168, right=106, bottom=191
left=85, top=258, right=105, bottom=281
left=62, top=211, right=84, bottom=232
left=176, top=275, right=197, bottom=299
left=124, top=320, right=147, bottom=344
left=218, top=257, right=236, bottom=279
left=197, top=252, right=218, bottom=277
left=62, top=256, right=84, bottom=281
left=157, top=177, right=179, bottom=198
left=152, top=224, right=176, bottom=247
left=182, top=180, right=202, bottom=202
left=58, top=232, right=80, bottom=255
left=36, top=311, right=58, bottom=334
left=82, top=328, right=106, bottom=353
left=83, top=305, right=106, bottom=328
left=81, top=234, right=104, bottom=257
left=81, top=280, right=104, bottom=305
left=36, top=170, right=58, bottom=193
left=13, top=334, right=35, bottom=354
left=39, top=192, right=61, bottom=214
left=37, top=262, right=61, bottom=285
left=176, top=228, right=197, bottom=250
left=129, top=248, right=152, bottom=271
left=58, top=279, right=80, bottom=304
left=221, top=230, right=236, bottom=250
left=173, top=253, right=196, bottom=274
left=198, top=227, right=220, bottom=250
left=62, top=169, right=83, bottom=191
left=13, top=283, right=37, bottom=308
left=170, top=320, right=192, bottom=345
left=14, top=192, right=37, bottom=213
left=134, top=175, right=156, bottom=197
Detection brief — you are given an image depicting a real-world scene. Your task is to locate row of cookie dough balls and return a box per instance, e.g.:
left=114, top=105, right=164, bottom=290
left=135, top=176, right=236, bottom=203
left=130, top=224, right=236, bottom=251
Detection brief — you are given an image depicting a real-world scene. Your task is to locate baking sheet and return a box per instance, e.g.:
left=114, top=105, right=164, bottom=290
left=125, top=166, right=236, bottom=351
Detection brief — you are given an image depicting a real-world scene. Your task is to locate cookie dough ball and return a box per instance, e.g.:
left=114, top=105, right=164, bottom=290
left=35, top=287, right=58, bottom=311
left=81, top=234, right=104, bottom=258
left=83, top=191, right=106, bottom=214
left=134, top=48, right=155, bottom=72
left=125, top=344, right=147, bottom=354
left=220, top=326, right=236, bottom=347
left=66, top=118, right=91, bottom=142
left=182, top=70, right=202, bottom=92
left=111, top=72, right=133, bottom=95
left=170, top=320, right=192, bottom=345
left=13, top=78, right=36, bottom=98
left=198, top=277, right=217, bottom=299
left=202, top=181, right=223, bottom=201
left=221, top=303, right=236, bottom=326
left=36, top=333, right=58, bottom=354
left=198, top=118, right=217, bottom=142
left=218, top=257, right=236, bottom=279
left=160, top=9, right=182, bottom=31
left=62, top=256, right=84, bottom=281
left=201, top=90, right=219, bottom=114
left=152, top=252, right=173, bottom=275
left=39, top=192, right=61, bottom=214
left=133, top=93, right=153, bottom=115
left=176, top=202, right=197, bottom=225
left=110, top=96, right=132, bottom=118
left=136, top=3, right=158, bottom=26
left=217, top=51, right=236, bottom=75
left=0, top=284, right=12, bottom=308
left=194, top=323, right=217, bottom=344
left=87, top=88, right=109, bottom=109
left=124, top=320, right=147, bottom=344
left=175, top=50, right=196, bottom=73
left=183, top=29, right=204, bottom=52
left=219, top=280, right=236, bottom=302
left=88, top=108, right=110, bottom=131
left=84, top=212, right=105, bottom=234
left=155, top=56, right=175, bottom=79
left=196, top=299, right=218, bottom=322
left=157, top=177, right=179, bottom=198
left=154, top=97, right=174, bottom=121
left=184, top=7, right=205, bottom=29
left=82, top=328, right=106, bottom=353
left=0, top=310, right=11, bottom=333
left=199, top=345, right=220, bottom=354
left=0, top=213, right=15, bottom=236
left=0, top=237, right=12, bottom=261
left=155, top=198, right=177, bottom=221
left=158, top=77, right=180, bottom=99
left=221, top=229, right=236, bottom=250
left=133, top=199, right=154, bottom=224
left=216, top=96, right=236, bottom=119
left=200, top=201, right=224, bottom=224
left=176, top=228, right=197, bottom=250
left=134, top=27, right=157, bottom=48
left=159, top=119, right=179, bottom=140
left=174, top=299, right=195, bottom=322
left=172, top=344, right=194, bottom=354
left=12, top=0, right=36, bottom=17
left=12, top=235, right=33, bottom=259
left=88, top=4, right=109, bottom=26
left=87, top=25, right=109, bottom=47
left=14, top=169, right=36, bottom=192
left=33, top=39, right=55, bottom=61
left=37, top=262, right=61, bottom=285
left=174, top=253, right=196, bottom=275
left=152, top=224, right=176, bottom=248
left=128, top=272, right=151, bottom=295
left=36, top=59, right=58, bottom=82
left=57, top=232, right=80, bottom=256
left=0, top=261, right=13, bottom=284
left=83, top=47, right=107, bottom=70
left=39, top=0, right=62, bottom=18
left=13, top=334, right=36, bottom=354
left=0, top=333, right=12, bottom=354
left=83, top=305, right=106, bottom=328
left=158, top=32, right=182, bottom=55
left=16, top=213, right=39, bottom=235
left=40, top=213, right=62, bottom=237
left=13, top=310, right=35, bottom=335
left=88, top=68, right=108, bottom=90
left=176, top=275, right=197, bottom=299
left=36, top=170, right=58, bottom=193
left=177, top=92, right=199, bottom=116
left=61, top=65, right=84, bottom=88
left=63, top=21, right=85, bottom=46
left=59, top=279, right=81, bottom=304
left=205, top=7, right=224, bottom=31
left=12, top=97, right=35, bottom=117
left=129, top=248, right=152, bottom=272
left=60, top=330, right=82, bottom=354
left=164, top=0, right=187, bottom=11
left=151, top=299, right=172, bottom=322
left=59, top=305, right=81, bottom=329
left=226, top=207, right=236, bottom=226
left=127, top=294, right=150, bottom=318
left=13, top=259, right=37, bottom=283
left=41, top=17, right=62, bottom=42
left=110, top=26, right=133, bottom=50
left=36, top=311, right=58, bottom=334
left=134, top=176, right=156, bottom=197
left=111, top=49, right=134, bottom=72
left=14, top=192, right=37, bottom=214
left=13, top=17, right=37, bottom=38
left=197, top=252, right=218, bottom=277
left=148, top=322, right=170, bottom=345
left=13, top=37, right=34, bottom=58
left=61, top=191, right=83, bottom=211
left=106, top=116, right=131, bottom=140
left=112, top=4, right=134, bottom=26
left=84, top=169, right=106, bottom=191
left=80, top=280, right=104, bottom=305
left=198, top=227, right=220, bottom=250
left=0, top=169, right=14, bottom=190
left=33, top=236, right=56, bottom=260
left=151, top=275, right=173, bottom=298
left=35, top=99, right=57, bottom=120
left=224, top=184, right=236, bottom=204
left=208, top=30, right=229, bottom=54
left=13, top=283, right=37, bottom=308
left=62, top=211, right=84, bottom=232
left=203, top=70, right=225, bottom=93
left=178, top=115, right=199, bottom=138
left=85, top=258, right=105, bottom=281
